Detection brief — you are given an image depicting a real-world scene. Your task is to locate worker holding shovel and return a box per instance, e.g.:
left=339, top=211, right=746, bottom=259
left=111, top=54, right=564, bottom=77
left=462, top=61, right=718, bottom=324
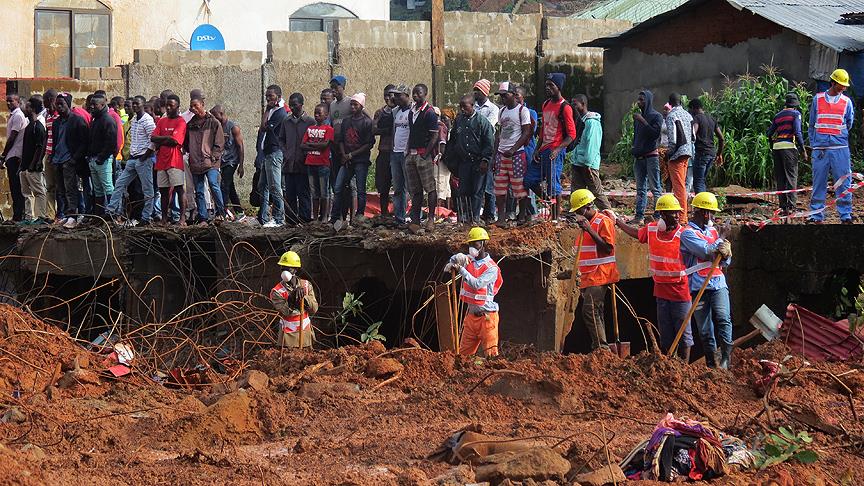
left=616, top=194, right=694, bottom=360
left=681, top=192, right=733, bottom=368
left=270, top=251, right=318, bottom=348
left=566, top=189, right=620, bottom=352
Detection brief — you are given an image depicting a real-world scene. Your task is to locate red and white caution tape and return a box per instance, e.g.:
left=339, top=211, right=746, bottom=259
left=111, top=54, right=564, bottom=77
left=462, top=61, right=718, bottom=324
left=744, top=173, right=864, bottom=230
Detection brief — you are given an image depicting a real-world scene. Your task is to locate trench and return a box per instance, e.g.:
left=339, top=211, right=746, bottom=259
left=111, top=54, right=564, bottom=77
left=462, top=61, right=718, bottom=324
left=1, top=224, right=864, bottom=362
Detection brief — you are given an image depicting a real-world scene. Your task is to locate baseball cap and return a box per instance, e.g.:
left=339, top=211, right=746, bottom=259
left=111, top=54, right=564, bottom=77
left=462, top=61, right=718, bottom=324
left=496, top=81, right=517, bottom=95
left=330, top=75, right=347, bottom=87
left=387, top=84, right=410, bottom=95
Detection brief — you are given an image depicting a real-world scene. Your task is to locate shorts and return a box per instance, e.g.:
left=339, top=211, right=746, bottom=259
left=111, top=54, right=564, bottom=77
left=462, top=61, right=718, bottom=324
left=434, top=162, right=451, bottom=199
left=157, top=168, right=186, bottom=188
left=494, top=150, right=527, bottom=198
left=307, top=165, right=331, bottom=199
left=524, top=147, right=564, bottom=196
left=405, top=153, right=436, bottom=195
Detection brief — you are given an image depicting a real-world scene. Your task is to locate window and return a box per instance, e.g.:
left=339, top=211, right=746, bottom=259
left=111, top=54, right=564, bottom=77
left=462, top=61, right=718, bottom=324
left=289, top=2, right=357, bottom=62
left=35, top=0, right=111, bottom=77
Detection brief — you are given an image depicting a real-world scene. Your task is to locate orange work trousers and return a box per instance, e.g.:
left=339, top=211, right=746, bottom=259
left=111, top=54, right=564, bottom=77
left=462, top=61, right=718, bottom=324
left=668, top=155, right=689, bottom=225
left=459, top=311, right=499, bottom=357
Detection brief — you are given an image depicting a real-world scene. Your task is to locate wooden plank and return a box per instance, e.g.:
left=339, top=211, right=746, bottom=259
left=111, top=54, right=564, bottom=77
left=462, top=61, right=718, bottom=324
left=434, top=282, right=457, bottom=352
left=431, top=0, right=445, bottom=66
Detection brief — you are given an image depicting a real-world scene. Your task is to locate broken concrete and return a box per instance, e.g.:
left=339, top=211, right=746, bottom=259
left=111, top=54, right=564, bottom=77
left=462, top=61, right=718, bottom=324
left=474, top=447, right=571, bottom=484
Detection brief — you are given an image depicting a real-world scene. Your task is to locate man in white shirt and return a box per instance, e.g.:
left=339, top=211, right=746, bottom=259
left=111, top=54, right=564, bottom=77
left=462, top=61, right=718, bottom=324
left=473, top=79, right=499, bottom=223
left=1, top=93, right=28, bottom=221
left=388, top=84, right=412, bottom=225
left=494, top=82, right=533, bottom=226
left=107, top=95, right=157, bottom=225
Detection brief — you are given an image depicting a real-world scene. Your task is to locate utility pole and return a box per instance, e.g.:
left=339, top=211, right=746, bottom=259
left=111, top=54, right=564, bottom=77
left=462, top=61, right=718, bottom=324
left=431, top=0, right=445, bottom=106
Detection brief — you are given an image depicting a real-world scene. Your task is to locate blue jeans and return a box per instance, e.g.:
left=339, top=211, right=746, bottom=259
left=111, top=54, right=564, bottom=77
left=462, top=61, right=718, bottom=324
left=308, top=165, right=331, bottom=199
left=692, top=153, right=716, bottom=194
left=390, top=152, right=408, bottom=223
left=333, top=162, right=369, bottom=220
left=283, top=172, right=311, bottom=223
left=88, top=156, right=114, bottom=198
left=257, top=150, right=285, bottom=224
left=810, top=146, right=852, bottom=221
left=692, top=287, right=732, bottom=353
left=657, top=298, right=693, bottom=352
left=457, top=162, right=487, bottom=223
left=634, top=155, right=662, bottom=219
left=107, top=155, right=155, bottom=221
left=192, top=168, right=225, bottom=220
left=483, top=169, right=496, bottom=221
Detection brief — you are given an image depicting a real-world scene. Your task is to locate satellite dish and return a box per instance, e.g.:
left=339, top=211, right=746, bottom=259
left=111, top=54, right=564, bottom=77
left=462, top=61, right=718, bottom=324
left=190, top=23, right=225, bottom=50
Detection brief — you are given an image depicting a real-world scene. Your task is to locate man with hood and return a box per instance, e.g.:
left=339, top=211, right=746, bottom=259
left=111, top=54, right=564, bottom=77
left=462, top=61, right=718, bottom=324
left=631, top=90, right=663, bottom=224
left=571, top=94, right=610, bottom=210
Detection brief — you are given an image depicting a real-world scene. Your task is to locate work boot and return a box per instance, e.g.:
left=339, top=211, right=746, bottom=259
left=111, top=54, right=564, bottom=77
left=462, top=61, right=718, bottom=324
left=703, top=347, right=717, bottom=368
left=677, top=345, right=691, bottom=363
left=719, top=343, right=733, bottom=370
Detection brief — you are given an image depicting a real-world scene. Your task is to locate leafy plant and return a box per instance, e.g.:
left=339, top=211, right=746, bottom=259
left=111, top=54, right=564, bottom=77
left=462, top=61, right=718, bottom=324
left=330, top=292, right=386, bottom=347
left=754, top=427, right=818, bottom=470
left=361, top=321, right=386, bottom=343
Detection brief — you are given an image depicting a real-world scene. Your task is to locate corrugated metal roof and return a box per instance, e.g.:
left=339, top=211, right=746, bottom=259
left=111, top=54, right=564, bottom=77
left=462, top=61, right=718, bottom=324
left=581, top=0, right=864, bottom=52
left=782, top=304, right=864, bottom=362
left=573, top=0, right=689, bottom=23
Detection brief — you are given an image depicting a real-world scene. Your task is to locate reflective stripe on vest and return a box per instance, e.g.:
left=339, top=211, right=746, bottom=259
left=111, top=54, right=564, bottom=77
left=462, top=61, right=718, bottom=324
left=281, top=313, right=311, bottom=333
left=460, top=259, right=503, bottom=306
left=815, top=93, right=849, bottom=135
left=576, top=214, right=617, bottom=273
left=684, top=226, right=724, bottom=278
left=647, top=224, right=686, bottom=283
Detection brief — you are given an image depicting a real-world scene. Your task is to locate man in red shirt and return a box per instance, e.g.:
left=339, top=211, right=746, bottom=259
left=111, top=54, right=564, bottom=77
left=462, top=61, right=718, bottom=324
left=151, top=94, right=187, bottom=225
left=616, top=194, right=693, bottom=360
left=525, top=73, right=575, bottom=221
left=301, top=103, right=334, bottom=222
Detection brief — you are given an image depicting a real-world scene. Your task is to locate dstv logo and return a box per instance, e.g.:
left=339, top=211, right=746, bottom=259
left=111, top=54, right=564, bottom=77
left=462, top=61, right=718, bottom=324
left=196, top=34, right=216, bottom=41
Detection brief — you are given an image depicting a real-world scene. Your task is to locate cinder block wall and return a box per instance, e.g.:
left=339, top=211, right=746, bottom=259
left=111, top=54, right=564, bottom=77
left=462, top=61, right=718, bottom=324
left=333, top=19, right=433, bottom=108
left=262, top=31, right=332, bottom=110
left=127, top=49, right=262, bottom=202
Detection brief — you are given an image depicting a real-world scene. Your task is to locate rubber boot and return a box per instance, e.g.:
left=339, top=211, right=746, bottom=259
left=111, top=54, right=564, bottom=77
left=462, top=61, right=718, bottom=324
left=719, top=343, right=733, bottom=370
left=703, top=347, right=717, bottom=368
left=677, top=345, right=691, bottom=363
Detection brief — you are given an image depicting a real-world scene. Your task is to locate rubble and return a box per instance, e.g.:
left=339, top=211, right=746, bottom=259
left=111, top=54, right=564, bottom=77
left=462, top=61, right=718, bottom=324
left=474, top=448, right=571, bottom=483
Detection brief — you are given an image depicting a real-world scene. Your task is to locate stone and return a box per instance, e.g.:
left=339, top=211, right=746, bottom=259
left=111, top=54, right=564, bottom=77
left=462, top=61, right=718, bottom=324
left=100, top=67, right=122, bottom=79
left=474, top=447, right=570, bottom=484
left=210, top=380, right=239, bottom=396
left=56, top=368, right=100, bottom=389
left=133, top=49, right=159, bottom=64
left=429, top=465, right=476, bottom=485
left=298, top=382, right=360, bottom=399
left=364, top=357, right=403, bottom=378
left=1, top=407, right=26, bottom=424
left=75, top=67, right=101, bottom=80
left=20, top=443, right=46, bottom=461
left=238, top=370, right=270, bottom=391
left=574, top=464, right=627, bottom=486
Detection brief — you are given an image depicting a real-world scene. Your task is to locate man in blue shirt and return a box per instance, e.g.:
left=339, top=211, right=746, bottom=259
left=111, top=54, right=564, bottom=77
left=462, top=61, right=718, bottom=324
left=679, top=192, right=733, bottom=369
left=808, top=68, right=854, bottom=223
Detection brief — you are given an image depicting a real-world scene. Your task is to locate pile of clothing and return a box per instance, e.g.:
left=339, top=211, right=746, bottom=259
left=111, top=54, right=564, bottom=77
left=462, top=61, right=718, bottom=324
left=622, top=413, right=755, bottom=482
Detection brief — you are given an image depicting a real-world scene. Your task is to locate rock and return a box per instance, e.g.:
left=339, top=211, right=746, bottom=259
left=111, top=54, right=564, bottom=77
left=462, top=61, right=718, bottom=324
left=366, top=340, right=386, bottom=354
left=429, top=465, right=476, bottom=485
left=210, top=380, right=239, bottom=396
left=574, top=464, right=627, bottom=486
left=61, top=354, right=89, bottom=371
left=298, top=382, right=360, bottom=399
left=395, top=466, right=428, bottom=485
left=293, top=437, right=312, bottom=453
left=56, top=368, right=100, bottom=389
left=45, top=386, right=58, bottom=401
left=176, top=395, right=206, bottom=414
left=1, top=407, right=26, bottom=424
left=365, top=357, right=404, bottom=378
left=20, top=444, right=45, bottom=461
left=474, top=447, right=570, bottom=484
left=238, top=370, right=270, bottom=391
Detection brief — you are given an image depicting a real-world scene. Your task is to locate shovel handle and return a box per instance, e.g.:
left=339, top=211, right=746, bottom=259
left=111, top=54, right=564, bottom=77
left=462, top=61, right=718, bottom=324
left=668, top=253, right=723, bottom=357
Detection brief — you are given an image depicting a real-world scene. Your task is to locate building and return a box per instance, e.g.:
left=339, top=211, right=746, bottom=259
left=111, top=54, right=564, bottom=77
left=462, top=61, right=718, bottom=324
left=580, top=0, right=864, bottom=145
left=2, top=0, right=389, bottom=78
left=573, top=0, right=688, bottom=23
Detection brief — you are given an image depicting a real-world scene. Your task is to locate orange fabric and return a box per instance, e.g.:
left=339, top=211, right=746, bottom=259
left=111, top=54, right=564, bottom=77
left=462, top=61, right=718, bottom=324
left=459, top=259, right=503, bottom=306
left=668, top=155, right=689, bottom=224
left=815, top=92, right=849, bottom=135
left=578, top=212, right=620, bottom=289
left=647, top=222, right=686, bottom=284
left=459, top=312, right=499, bottom=356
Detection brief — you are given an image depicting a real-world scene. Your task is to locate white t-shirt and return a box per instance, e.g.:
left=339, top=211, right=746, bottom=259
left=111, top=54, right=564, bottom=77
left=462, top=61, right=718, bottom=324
left=392, top=106, right=411, bottom=154
left=498, top=104, right=532, bottom=153
left=6, top=108, right=27, bottom=159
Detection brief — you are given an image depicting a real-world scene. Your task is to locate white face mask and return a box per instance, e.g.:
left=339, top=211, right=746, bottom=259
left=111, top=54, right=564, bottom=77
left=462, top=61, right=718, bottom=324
left=706, top=218, right=714, bottom=227
left=281, top=270, right=293, bottom=282
left=656, top=218, right=667, bottom=232
left=468, top=247, right=480, bottom=258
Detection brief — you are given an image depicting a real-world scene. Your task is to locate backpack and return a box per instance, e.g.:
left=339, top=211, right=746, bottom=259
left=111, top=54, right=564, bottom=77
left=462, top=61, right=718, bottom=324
left=542, top=99, right=578, bottom=152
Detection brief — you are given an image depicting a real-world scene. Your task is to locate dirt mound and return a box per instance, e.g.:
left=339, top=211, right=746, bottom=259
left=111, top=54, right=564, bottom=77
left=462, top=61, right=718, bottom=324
left=166, top=390, right=263, bottom=448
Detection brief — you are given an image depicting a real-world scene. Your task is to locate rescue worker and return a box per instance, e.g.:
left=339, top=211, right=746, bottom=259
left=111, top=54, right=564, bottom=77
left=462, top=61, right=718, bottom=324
left=270, top=251, right=318, bottom=348
left=444, top=227, right=503, bottom=357
left=616, top=194, right=693, bottom=360
left=680, top=192, right=734, bottom=368
left=808, top=68, right=854, bottom=223
left=567, top=189, right=619, bottom=351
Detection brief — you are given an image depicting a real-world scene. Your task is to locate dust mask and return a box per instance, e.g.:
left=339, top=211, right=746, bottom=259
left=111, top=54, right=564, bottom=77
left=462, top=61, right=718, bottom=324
left=706, top=219, right=714, bottom=228
left=656, top=218, right=667, bottom=232
left=468, top=247, right=480, bottom=258
left=281, top=270, right=293, bottom=282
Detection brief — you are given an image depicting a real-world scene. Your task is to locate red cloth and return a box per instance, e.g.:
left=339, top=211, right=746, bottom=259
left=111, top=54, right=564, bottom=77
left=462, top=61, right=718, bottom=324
left=303, top=124, right=333, bottom=166
left=638, top=225, right=691, bottom=302
left=540, top=98, right=576, bottom=151
left=108, top=108, right=124, bottom=155
left=72, top=106, right=92, bottom=125
left=154, top=116, right=187, bottom=171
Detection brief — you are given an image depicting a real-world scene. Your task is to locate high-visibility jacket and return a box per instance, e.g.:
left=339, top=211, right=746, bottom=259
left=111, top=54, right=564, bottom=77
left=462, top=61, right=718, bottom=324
left=815, top=92, right=850, bottom=136
left=460, top=259, right=503, bottom=306
left=683, top=226, right=724, bottom=278
left=271, top=282, right=311, bottom=333
left=647, top=223, right=686, bottom=284
left=576, top=213, right=619, bottom=286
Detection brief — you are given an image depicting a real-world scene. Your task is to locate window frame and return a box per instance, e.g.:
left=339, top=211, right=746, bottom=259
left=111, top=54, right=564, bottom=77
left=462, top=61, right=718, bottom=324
left=34, top=4, right=112, bottom=78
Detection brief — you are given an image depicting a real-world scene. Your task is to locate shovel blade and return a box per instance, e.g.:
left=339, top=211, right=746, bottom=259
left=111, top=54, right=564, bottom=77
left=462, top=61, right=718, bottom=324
left=610, top=342, right=631, bottom=358
left=749, top=304, right=782, bottom=341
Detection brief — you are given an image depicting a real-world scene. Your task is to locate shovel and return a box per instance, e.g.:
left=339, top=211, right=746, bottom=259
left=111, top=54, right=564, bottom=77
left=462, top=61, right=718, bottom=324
left=608, top=283, right=630, bottom=358
left=694, top=304, right=782, bottom=364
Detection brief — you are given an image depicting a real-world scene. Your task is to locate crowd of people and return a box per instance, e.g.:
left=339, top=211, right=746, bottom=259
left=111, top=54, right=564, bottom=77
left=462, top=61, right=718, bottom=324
left=0, top=68, right=855, bottom=229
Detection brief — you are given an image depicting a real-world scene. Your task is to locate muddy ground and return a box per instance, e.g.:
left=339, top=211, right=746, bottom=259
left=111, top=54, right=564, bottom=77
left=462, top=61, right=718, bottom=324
left=1, top=304, right=862, bottom=485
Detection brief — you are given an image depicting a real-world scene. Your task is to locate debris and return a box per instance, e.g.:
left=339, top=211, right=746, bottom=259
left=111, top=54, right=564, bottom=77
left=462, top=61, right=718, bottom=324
left=574, top=463, right=627, bottom=486
left=473, top=447, right=570, bottom=484
left=298, top=382, right=360, bottom=399
left=107, top=365, right=131, bottom=377
left=1, top=407, right=26, bottom=424
left=20, top=444, right=46, bottom=461
left=430, top=428, right=545, bottom=464
left=428, top=465, right=477, bottom=485
left=783, top=304, right=864, bottom=362
left=364, top=357, right=404, bottom=378
left=237, top=370, right=270, bottom=391
left=56, top=368, right=100, bottom=389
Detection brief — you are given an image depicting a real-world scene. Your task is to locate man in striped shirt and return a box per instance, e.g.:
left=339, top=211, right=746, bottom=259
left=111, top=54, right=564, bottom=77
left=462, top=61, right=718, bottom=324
left=767, top=93, right=807, bottom=215
left=106, top=96, right=156, bottom=225
left=42, top=89, right=63, bottom=221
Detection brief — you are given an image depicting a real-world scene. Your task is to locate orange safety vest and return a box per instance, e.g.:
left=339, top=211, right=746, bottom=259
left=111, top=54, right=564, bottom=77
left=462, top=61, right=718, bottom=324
left=459, top=258, right=503, bottom=306
left=647, top=223, right=686, bottom=284
left=271, top=282, right=311, bottom=333
left=815, top=92, right=850, bottom=135
left=576, top=213, right=618, bottom=278
left=684, top=226, right=724, bottom=278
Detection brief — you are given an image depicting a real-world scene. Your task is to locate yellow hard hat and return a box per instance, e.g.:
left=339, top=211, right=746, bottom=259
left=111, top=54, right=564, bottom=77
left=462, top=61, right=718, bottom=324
left=278, top=251, right=301, bottom=268
left=466, top=227, right=489, bottom=243
left=692, top=192, right=720, bottom=211
left=655, top=193, right=683, bottom=212
left=569, top=189, right=596, bottom=211
left=831, top=68, right=851, bottom=87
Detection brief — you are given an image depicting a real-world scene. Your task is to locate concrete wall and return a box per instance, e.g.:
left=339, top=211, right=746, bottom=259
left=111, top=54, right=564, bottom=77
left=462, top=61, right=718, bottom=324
left=262, top=31, right=332, bottom=110
left=127, top=49, right=262, bottom=200
left=333, top=19, right=433, bottom=105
